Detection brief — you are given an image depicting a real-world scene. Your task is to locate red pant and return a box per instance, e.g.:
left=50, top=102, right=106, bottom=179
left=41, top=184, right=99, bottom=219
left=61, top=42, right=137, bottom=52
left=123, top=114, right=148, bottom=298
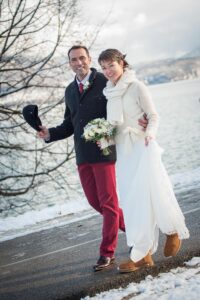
left=78, top=162, right=125, bottom=257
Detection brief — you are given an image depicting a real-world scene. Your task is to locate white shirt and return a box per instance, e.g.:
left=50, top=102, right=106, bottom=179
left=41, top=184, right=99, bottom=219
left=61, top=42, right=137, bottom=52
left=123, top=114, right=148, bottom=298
left=76, top=70, right=91, bottom=87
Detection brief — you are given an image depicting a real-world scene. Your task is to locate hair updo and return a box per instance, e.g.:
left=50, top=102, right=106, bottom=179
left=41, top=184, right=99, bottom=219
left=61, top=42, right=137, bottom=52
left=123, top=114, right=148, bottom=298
left=98, top=48, right=129, bottom=69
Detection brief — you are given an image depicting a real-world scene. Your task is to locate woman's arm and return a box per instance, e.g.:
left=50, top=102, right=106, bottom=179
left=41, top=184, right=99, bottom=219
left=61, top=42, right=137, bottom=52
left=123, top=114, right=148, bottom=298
left=137, top=81, right=159, bottom=143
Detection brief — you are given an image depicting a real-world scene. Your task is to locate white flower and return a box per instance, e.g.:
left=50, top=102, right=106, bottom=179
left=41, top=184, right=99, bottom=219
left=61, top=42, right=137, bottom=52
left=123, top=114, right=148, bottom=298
left=83, top=81, right=90, bottom=91
left=82, top=118, right=117, bottom=156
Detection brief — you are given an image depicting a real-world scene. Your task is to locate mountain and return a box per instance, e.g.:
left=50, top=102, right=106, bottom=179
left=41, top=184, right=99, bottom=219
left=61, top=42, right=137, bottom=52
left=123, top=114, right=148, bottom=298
left=182, top=47, right=200, bottom=59
left=135, top=50, right=200, bottom=85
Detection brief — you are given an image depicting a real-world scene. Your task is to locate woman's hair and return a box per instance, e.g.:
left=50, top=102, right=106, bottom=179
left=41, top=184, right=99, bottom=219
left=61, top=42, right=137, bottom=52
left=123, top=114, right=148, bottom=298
left=98, top=49, right=129, bottom=69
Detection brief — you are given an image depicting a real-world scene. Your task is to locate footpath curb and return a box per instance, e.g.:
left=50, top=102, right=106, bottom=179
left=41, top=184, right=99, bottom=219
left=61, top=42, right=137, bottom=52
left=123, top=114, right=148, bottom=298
left=62, top=249, right=200, bottom=300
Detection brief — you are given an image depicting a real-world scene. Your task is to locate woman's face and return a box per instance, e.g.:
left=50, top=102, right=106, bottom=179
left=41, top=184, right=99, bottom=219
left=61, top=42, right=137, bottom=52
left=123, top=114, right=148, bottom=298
left=100, top=60, right=124, bottom=84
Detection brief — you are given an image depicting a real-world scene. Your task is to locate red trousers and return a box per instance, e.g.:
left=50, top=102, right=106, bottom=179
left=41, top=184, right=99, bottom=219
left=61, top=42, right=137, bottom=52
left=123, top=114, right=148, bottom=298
left=78, top=162, right=125, bottom=257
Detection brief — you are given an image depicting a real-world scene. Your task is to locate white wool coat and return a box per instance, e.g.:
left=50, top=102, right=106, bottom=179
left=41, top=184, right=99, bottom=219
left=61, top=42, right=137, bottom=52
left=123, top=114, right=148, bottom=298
left=103, top=69, right=159, bottom=148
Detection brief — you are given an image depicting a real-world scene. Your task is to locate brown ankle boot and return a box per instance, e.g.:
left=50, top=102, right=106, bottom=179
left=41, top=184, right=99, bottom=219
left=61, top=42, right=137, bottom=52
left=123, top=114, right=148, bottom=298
left=135, top=252, right=154, bottom=268
left=119, top=252, right=154, bottom=273
left=164, top=233, right=181, bottom=257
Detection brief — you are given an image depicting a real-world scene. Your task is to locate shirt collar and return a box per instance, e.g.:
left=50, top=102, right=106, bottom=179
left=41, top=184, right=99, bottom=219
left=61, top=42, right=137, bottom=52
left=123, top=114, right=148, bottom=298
left=76, top=70, right=91, bottom=85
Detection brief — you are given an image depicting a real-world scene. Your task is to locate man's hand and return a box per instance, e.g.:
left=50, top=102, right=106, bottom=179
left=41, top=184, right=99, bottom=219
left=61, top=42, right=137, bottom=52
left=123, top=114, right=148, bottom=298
left=138, top=113, right=148, bottom=131
left=38, top=125, right=50, bottom=140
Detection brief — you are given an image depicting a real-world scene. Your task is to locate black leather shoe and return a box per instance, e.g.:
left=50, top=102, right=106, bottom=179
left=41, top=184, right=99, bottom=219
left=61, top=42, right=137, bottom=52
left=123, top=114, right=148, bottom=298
left=93, top=255, right=115, bottom=272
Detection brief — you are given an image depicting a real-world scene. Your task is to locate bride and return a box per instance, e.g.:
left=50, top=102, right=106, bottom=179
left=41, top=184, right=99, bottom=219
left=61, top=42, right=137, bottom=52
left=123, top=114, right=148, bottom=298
left=98, top=48, right=189, bottom=273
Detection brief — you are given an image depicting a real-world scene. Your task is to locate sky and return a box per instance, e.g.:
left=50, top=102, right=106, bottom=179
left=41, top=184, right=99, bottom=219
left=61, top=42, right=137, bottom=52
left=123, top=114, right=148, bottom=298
left=81, top=0, right=200, bottom=64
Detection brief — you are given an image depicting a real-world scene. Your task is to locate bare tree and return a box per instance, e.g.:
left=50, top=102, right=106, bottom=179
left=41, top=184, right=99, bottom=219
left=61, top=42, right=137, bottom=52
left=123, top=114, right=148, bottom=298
left=0, top=0, right=83, bottom=215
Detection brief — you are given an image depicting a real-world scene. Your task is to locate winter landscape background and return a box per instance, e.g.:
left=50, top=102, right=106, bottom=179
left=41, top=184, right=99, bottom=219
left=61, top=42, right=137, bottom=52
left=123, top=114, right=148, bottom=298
left=1, top=75, right=199, bottom=243
left=0, top=0, right=199, bottom=237
left=0, top=1, right=200, bottom=299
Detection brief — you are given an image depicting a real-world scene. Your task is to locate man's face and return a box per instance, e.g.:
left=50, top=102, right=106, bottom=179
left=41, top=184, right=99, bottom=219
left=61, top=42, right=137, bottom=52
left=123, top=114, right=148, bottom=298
left=69, top=48, right=91, bottom=81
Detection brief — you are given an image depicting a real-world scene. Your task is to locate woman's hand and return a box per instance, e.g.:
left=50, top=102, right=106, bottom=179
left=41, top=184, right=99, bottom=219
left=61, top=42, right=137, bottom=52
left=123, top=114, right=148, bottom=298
left=96, top=140, right=101, bottom=148
left=96, top=138, right=115, bottom=149
left=145, top=136, right=152, bottom=146
left=138, top=113, right=148, bottom=131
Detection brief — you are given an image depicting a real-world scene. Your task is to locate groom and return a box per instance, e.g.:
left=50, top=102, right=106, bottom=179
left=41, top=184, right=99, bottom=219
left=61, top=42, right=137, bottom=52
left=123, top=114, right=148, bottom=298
left=38, top=45, right=147, bottom=271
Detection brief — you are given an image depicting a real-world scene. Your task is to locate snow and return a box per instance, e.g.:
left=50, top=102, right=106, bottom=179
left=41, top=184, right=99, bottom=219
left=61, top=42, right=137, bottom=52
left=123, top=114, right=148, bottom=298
left=0, top=166, right=199, bottom=243
left=82, top=257, right=200, bottom=300
left=0, top=196, right=93, bottom=242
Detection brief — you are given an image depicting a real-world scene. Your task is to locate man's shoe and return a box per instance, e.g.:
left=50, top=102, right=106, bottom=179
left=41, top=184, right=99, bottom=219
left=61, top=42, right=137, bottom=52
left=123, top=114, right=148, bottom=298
left=164, top=233, right=181, bottom=257
left=93, top=255, right=115, bottom=272
left=119, top=252, right=154, bottom=273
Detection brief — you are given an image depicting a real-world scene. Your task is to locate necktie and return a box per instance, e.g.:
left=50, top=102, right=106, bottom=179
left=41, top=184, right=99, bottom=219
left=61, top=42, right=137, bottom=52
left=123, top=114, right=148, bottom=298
left=79, top=82, right=84, bottom=93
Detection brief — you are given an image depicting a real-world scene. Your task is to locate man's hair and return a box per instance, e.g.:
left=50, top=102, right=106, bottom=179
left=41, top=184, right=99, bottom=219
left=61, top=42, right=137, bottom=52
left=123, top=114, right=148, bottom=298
left=68, top=45, right=90, bottom=59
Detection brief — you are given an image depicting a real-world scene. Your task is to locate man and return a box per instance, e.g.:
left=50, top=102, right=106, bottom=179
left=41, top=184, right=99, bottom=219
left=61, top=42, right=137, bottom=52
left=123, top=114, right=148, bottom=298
left=38, top=45, right=147, bottom=271
left=38, top=45, right=126, bottom=272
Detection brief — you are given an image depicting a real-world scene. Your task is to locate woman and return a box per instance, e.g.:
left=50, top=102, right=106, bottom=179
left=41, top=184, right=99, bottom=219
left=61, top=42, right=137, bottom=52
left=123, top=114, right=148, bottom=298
left=98, top=49, right=189, bottom=273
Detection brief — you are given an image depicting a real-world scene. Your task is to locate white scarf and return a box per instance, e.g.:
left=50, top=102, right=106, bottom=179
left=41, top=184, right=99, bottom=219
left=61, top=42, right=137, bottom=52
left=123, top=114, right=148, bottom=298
left=103, top=69, right=136, bottom=125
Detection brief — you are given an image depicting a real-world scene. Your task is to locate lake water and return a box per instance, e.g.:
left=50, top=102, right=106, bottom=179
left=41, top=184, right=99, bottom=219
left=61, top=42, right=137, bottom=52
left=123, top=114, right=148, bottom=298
left=149, top=79, right=200, bottom=211
left=1, top=78, right=200, bottom=223
left=151, top=79, right=199, bottom=175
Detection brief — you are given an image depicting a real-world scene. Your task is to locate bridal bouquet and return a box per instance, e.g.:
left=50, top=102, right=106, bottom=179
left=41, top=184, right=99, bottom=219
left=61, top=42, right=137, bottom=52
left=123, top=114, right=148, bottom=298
left=82, top=118, right=117, bottom=155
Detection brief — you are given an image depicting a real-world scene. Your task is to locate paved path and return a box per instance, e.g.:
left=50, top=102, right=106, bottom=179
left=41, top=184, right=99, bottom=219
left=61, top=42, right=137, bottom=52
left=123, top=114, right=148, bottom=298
left=0, top=204, right=200, bottom=299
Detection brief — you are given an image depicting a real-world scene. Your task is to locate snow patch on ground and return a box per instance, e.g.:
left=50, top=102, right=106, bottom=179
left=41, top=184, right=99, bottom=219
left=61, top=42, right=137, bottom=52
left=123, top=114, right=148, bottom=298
left=82, top=257, right=200, bottom=300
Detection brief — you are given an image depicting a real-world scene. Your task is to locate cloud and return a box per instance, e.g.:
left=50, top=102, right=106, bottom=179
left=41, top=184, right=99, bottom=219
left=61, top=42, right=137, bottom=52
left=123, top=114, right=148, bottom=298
left=81, top=0, right=200, bottom=63
left=134, top=13, right=147, bottom=27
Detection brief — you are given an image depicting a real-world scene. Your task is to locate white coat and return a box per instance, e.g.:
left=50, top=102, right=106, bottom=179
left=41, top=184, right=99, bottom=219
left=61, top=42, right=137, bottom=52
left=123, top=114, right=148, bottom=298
left=103, top=69, right=189, bottom=262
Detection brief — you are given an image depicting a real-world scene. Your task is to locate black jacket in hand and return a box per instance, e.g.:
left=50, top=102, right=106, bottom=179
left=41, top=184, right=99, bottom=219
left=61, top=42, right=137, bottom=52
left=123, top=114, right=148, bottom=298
left=48, top=68, right=116, bottom=165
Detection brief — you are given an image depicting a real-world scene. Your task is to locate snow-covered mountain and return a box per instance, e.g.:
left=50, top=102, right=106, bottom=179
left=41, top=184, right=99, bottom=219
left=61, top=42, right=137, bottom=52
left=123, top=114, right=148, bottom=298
left=135, top=49, right=200, bottom=84
left=182, top=47, right=200, bottom=59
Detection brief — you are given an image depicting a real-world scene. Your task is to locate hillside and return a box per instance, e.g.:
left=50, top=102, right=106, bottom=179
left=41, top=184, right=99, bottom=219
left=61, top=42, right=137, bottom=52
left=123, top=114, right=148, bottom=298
left=135, top=56, right=200, bottom=85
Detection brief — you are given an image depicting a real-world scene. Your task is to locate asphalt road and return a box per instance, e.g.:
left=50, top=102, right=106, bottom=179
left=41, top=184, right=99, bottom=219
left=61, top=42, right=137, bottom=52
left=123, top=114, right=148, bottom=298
left=0, top=197, right=199, bottom=300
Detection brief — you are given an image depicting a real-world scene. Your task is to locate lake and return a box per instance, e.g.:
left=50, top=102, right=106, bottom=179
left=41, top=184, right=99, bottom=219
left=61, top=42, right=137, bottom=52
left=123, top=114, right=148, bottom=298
left=1, top=78, right=200, bottom=221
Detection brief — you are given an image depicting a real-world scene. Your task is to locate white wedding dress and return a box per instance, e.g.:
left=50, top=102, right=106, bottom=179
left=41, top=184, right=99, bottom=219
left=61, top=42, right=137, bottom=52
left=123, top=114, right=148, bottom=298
left=103, top=69, right=189, bottom=262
